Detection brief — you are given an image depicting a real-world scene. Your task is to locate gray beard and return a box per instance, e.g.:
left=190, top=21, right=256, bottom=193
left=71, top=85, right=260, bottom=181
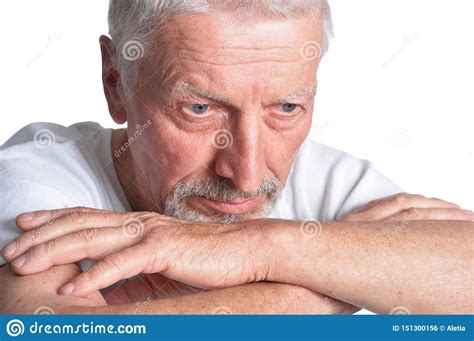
left=163, top=177, right=282, bottom=223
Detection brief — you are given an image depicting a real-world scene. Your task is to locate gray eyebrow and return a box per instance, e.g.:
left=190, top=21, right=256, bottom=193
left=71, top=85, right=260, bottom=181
left=174, top=81, right=316, bottom=107
left=274, top=85, right=317, bottom=103
left=177, top=82, right=233, bottom=106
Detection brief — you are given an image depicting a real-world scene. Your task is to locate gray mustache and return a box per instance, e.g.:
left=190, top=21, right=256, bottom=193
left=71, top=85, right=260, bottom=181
left=171, top=177, right=282, bottom=202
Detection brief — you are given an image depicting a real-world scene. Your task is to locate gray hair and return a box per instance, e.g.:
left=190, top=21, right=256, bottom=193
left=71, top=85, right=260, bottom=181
left=107, top=0, right=334, bottom=91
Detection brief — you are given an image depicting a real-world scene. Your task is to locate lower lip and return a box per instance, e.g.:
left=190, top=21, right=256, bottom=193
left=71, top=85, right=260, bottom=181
left=200, top=196, right=264, bottom=215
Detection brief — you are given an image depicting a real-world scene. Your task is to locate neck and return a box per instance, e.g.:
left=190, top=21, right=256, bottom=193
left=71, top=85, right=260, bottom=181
left=111, top=128, right=145, bottom=212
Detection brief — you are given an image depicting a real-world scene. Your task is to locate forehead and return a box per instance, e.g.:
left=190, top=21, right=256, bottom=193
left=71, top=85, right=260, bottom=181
left=157, top=10, right=323, bottom=59
left=144, top=10, right=323, bottom=100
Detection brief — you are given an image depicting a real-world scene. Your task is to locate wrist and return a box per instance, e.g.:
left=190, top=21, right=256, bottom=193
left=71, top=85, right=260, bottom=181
left=265, top=219, right=331, bottom=287
left=261, top=219, right=303, bottom=283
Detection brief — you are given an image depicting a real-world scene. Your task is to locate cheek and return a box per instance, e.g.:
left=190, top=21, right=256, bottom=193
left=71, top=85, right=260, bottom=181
left=136, top=117, right=216, bottom=184
left=264, top=116, right=312, bottom=182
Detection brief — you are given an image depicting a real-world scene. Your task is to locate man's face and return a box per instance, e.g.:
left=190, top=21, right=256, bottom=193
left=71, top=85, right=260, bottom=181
left=121, top=11, right=323, bottom=223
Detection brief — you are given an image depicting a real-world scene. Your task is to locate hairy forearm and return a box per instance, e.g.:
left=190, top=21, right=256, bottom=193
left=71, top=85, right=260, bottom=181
left=1, top=263, right=356, bottom=315
left=266, top=219, right=473, bottom=314
left=64, top=282, right=358, bottom=315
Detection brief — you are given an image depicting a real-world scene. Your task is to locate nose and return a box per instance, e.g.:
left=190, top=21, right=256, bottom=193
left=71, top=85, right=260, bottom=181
left=213, top=115, right=265, bottom=193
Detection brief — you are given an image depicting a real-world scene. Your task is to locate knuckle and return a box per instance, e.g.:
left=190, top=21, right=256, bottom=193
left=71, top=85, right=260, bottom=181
left=82, top=269, right=99, bottom=285
left=401, top=207, right=421, bottom=219
left=102, top=253, right=126, bottom=274
left=77, top=228, right=98, bottom=244
left=68, top=211, right=88, bottom=225
left=28, top=240, right=54, bottom=260
left=42, top=239, right=57, bottom=256
left=393, top=193, right=411, bottom=205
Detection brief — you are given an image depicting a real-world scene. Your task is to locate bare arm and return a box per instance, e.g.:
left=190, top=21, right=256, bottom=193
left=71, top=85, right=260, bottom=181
left=268, top=219, right=474, bottom=314
left=5, top=197, right=472, bottom=314
left=67, top=282, right=357, bottom=315
left=0, top=263, right=356, bottom=315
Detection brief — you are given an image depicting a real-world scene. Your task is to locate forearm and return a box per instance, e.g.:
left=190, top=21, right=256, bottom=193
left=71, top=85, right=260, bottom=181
left=1, top=264, right=106, bottom=314
left=66, top=282, right=357, bottom=315
left=266, top=219, right=473, bottom=314
left=1, top=262, right=356, bottom=315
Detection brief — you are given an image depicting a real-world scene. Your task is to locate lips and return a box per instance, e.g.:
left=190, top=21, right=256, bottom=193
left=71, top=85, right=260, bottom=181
left=198, top=196, right=265, bottom=215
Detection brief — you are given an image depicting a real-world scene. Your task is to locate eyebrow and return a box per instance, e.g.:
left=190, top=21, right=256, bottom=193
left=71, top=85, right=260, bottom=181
left=173, top=81, right=317, bottom=108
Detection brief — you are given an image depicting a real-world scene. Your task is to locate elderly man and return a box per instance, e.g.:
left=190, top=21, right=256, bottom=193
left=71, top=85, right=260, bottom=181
left=0, top=0, right=472, bottom=315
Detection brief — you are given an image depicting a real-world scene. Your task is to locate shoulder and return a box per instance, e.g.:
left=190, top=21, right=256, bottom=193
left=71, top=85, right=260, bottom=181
left=2, top=122, right=103, bottom=190
left=295, top=139, right=371, bottom=171
left=2, top=121, right=105, bottom=151
left=0, top=122, right=113, bottom=265
left=1, top=121, right=115, bottom=205
left=279, top=139, right=403, bottom=220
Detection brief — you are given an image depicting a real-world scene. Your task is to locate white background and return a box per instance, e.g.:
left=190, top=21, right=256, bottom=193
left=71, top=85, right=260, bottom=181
left=0, top=0, right=472, bottom=209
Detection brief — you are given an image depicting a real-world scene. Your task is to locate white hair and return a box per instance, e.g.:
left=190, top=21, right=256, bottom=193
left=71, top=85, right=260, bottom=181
left=107, top=0, right=334, bottom=91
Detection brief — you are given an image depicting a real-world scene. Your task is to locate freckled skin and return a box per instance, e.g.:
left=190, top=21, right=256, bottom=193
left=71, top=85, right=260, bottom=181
left=105, top=11, right=324, bottom=216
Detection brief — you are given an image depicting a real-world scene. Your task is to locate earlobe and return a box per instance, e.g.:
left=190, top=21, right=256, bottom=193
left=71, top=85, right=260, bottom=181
left=99, top=35, right=127, bottom=125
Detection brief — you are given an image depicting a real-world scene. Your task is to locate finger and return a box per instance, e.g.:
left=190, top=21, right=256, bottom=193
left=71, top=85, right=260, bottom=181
left=58, top=243, right=155, bottom=297
left=15, top=206, right=106, bottom=230
left=382, top=208, right=474, bottom=222
left=350, top=197, right=387, bottom=214
left=341, top=193, right=414, bottom=220
left=348, top=194, right=461, bottom=221
left=9, top=225, right=143, bottom=275
left=4, top=211, right=137, bottom=261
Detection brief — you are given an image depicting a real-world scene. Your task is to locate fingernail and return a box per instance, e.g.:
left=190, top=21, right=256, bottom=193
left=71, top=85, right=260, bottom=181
left=17, top=212, right=35, bottom=222
left=2, top=241, right=16, bottom=258
left=59, top=282, right=75, bottom=295
left=11, top=254, right=27, bottom=268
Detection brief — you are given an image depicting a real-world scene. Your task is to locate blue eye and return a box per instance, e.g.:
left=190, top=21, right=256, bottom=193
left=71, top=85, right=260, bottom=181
left=281, top=103, right=298, bottom=113
left=191, top=104, right=210, bottom=115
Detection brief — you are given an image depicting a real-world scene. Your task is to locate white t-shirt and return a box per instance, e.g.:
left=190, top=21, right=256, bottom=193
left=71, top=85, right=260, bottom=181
left=0, top=122, right=402, bottom=312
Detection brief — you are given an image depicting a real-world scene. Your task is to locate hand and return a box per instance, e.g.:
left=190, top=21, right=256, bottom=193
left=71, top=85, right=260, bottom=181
left=2, top=207, right=269, bottom=297
left=339, top=193, right=473, bottom=222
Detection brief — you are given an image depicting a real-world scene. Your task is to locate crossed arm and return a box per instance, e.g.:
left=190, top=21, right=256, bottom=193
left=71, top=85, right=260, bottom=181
left=1, top=193, right=473, bottom=314
left=0, top=263, right=355, bottom=314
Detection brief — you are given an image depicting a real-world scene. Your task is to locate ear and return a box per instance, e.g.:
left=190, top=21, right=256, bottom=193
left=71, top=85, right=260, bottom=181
left=99, top=35, right=127, bottom=124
